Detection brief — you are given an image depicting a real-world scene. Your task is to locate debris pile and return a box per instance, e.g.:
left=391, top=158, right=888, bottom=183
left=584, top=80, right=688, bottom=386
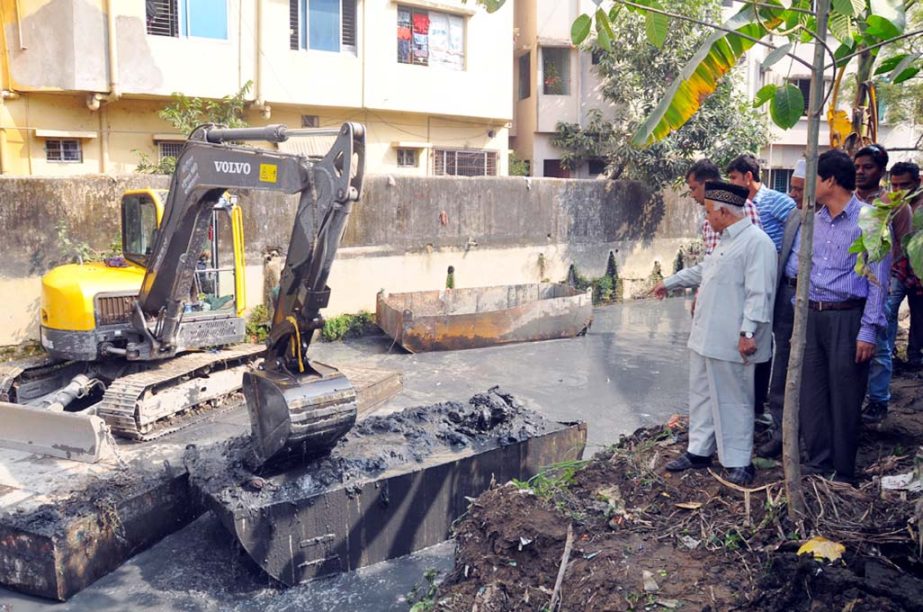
left=427, top=374, right=923, bottom=611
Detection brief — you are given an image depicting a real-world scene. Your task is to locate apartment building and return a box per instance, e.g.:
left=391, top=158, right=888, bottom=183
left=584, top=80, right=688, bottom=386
left=510, top=0, right=609, bottom=178
left=0, top=0, right=513, bottom=176
left=511, top=0, right=920, bottom=180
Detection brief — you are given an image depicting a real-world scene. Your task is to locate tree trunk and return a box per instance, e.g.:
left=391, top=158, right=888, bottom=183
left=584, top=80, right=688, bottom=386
left=782, top=0, right=830, bottom=520
left=848, top=49, right=876, bottom=155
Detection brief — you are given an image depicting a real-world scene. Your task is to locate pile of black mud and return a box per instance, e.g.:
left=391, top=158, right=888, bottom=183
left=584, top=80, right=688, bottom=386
left=185, top=386, right=555, bottom=510
left=428, top=371, right=923, bottom=611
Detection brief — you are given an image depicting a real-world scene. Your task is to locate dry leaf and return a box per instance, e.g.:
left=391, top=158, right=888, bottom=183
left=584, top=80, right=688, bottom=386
left=797, top=536, right=845, bottom=561
left=675, top=501, right=702, bottom=510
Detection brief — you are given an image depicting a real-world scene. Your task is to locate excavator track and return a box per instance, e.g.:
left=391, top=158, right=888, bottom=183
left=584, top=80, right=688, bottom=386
left=97, top=344, right=266, bottom=441
left=0, top=356, right=86, bottom=403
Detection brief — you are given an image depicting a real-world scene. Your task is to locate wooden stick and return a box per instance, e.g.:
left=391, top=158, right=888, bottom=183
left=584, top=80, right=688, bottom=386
left=550, top=524, right=575, bottom=611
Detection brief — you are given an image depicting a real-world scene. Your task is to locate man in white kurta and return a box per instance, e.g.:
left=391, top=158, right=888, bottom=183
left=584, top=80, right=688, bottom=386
left=652, top=181, right=777, bottom=485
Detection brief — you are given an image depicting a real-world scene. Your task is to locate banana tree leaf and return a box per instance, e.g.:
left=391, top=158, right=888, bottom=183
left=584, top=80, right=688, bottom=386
left=631, top=6, right=780, bottom=146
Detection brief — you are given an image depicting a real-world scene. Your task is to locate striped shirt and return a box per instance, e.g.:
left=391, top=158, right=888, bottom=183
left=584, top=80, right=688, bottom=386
left=753, top=185, right=796, bottom=252
left=785, top=195, right=891, bottom=344
left=701, top=199, right=762, bottom=255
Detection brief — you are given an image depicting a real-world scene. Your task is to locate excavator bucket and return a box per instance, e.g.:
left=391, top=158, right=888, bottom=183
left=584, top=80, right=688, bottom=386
left=0, top=402, right=114, bottom=463
left=243, top=362, right=357, bottom=467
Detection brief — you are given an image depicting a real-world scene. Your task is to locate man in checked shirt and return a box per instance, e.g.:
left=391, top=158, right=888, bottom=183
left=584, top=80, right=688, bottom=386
left=685, top=160, right=762, bottom=255
left=786, top=150, right=890, bottom=484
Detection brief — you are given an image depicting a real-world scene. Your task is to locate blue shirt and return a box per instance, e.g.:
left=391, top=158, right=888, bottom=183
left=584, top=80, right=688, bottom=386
left=753, top=185, right=796, bottom=252
left=785, top=195, right=890, bottom=344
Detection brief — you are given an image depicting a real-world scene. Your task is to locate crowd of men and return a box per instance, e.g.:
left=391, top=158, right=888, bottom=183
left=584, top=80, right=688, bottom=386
left=652, top=145, right=922, bottom=486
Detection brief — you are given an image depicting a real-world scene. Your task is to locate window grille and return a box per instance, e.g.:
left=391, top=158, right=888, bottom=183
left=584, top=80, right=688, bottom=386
left=159, top=141, right=184, bottom=160
left=542, top=47, right=570, bottom=95
left=301, top=115, right=319, bottom=128
left=46, top=139, right=82, bottom=163
left=770, top=169, right=793, bottom=194
left=147, top=0, right=179, bottom=37
left=397, top=148, right=417, bottom=167
left=433, top=149, right=497, bottom=177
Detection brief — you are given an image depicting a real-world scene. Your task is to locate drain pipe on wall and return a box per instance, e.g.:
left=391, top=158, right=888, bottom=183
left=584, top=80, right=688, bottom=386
left=252, top=0, right=271, bottom=119
left=88, top=0, right=121, bottom=172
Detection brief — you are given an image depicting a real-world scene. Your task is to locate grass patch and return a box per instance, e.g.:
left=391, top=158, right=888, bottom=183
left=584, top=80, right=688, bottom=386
left=320, top=311, right=378, bottom=342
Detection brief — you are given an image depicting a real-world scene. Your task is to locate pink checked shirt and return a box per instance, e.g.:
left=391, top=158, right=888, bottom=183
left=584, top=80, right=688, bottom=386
left=701, top=199, right=762, bottom=255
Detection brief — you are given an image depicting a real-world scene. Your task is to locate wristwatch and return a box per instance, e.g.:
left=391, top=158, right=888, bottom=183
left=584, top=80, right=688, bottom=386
left=740, top=331, right=754, bottom=339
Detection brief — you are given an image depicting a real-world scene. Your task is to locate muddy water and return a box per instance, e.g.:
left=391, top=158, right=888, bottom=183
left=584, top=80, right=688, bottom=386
left=0, top=299, right=692, bottom=611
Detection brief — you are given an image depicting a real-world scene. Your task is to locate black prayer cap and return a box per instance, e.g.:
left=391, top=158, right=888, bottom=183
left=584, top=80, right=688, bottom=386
left=704, top=181, right=748, bottom=207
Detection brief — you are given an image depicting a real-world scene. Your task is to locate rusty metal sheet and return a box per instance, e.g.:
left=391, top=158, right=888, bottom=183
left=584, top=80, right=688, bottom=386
left=205, top=420, right=587, bottom=587
left=376, top=283, right=593, bottom=352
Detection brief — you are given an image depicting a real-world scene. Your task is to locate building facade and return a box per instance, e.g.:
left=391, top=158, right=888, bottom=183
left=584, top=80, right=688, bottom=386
left=0, top=0, right=513, bottom=176
left=511, top=0, right=920, bottom=180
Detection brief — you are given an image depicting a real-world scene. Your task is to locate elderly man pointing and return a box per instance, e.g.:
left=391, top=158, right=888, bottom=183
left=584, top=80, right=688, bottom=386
left=652, top=182, right=778, bottom=485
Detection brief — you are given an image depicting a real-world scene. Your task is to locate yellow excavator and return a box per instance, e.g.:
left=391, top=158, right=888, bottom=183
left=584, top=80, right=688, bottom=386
left=0, top=122, right=365, bottom=467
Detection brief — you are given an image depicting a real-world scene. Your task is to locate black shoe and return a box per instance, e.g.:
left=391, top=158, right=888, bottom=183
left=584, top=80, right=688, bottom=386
left=756, top=437, right=782, bottom=459
left=862, top=401, right=888, bottom=424
left=665, top=452, right=712, bottom=472
left=725, top=464, right=755, bottom=486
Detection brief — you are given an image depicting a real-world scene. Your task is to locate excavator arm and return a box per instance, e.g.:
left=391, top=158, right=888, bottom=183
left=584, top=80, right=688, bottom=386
left=135, top=122, right=366, bottom=466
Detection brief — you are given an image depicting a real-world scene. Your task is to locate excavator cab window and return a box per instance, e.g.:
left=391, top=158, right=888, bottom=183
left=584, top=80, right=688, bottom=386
left=122, top=193, right=159, bottom=268
left=190, top=196, right=238, bottom=313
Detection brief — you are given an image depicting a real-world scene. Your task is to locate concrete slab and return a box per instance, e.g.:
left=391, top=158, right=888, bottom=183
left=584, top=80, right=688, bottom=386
left=0, top=365, right=402, bottom=601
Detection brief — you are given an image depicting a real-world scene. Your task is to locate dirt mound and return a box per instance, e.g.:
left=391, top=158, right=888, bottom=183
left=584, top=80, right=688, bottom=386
left=428, top=371, right=923, bottom=611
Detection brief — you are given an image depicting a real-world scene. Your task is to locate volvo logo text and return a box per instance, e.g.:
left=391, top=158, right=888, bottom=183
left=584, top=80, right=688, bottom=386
left=214, top=161, right=251, bottom=174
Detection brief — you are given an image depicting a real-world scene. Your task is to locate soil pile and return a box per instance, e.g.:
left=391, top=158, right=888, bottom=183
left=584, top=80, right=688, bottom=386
left=429, top=371, right=923, bottom=611
left=187, top=386, right=558, bottom=511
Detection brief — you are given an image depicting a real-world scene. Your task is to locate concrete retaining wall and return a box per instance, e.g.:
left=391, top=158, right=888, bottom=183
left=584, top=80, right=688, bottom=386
left=0, top=174, right=699, bottom=345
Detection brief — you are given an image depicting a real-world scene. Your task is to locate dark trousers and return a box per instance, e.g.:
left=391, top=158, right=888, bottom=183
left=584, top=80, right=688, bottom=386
left=800, top=307, right=869, bottom=480
left=909, top=293, right=923, bottom=363
left=767, top=284, right=796, bottom=438
left=754, top=359, right=771, bottom=414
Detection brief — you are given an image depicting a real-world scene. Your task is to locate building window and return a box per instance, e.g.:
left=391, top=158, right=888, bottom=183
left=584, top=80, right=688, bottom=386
left=397, top=148, right=418, bottom=168
left=789, top=78, right=812, bottom=116
left=301, top=114, right=319, bottom=128
left=290, top=0, right=357, bottom=53
left=146, top=0, right=228, bottom=39
left=433, top=149, right=497, bottom=176
left=542, top=47, right=570, bottom=95
left=45, top=139, right=82, bottom=163
left=591, top=49, right=604, bottom=65
left=518, top=53, right=531, bottom=100
left=397, top=6, right=464, bottom=70
left=769, top=168, right=793, bottom=194
left=587, top=159, right=606, bottom=176
left=159, top=141, right=184, bottom=161
left=543, top=159, right=570, bottom=178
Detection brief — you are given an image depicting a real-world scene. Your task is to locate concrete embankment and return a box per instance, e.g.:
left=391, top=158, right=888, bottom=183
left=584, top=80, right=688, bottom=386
left=0, top=175, right=698, bottom=345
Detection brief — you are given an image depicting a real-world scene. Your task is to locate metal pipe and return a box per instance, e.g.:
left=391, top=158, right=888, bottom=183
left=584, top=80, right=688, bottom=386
left=105, top=0, right=120, bottom=99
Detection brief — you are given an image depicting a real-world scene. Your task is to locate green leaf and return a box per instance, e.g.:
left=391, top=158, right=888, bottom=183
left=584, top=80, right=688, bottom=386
left=763, top=43, right=792, bottom=69
left=913, top=208, right=923, bottom=231
left=645, top=4, right=669, bottom=49
left=905, top=230, right=923, bottom=279
left=753, top=84, right=778, bottom=107
left=770, top=84, right=805, bottom=129
left=828, top=11, right=853, bottom=43
left=834, top=40, right=856, bottom=67
left=889, top=53, right=920, bottom=84
left=866, top=15, right=902, bottom=39
left=848, top=236, right=866, bottom=254
left=875, top=53, right=908, bottom=75
left=631, top=5, right=782, bottom=146
left=831, top=0, right=863, bottom=16
left=572, top=13, right=592, bottom=45
left=477, top=0, right=506, bottom=13
left=596, top=9, right=615, bottom=51
left=870, top=0, right=906, bottom=33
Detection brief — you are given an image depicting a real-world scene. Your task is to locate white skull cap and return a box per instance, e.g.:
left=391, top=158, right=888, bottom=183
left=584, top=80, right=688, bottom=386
left=792, top=158, right=806, bottom=179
